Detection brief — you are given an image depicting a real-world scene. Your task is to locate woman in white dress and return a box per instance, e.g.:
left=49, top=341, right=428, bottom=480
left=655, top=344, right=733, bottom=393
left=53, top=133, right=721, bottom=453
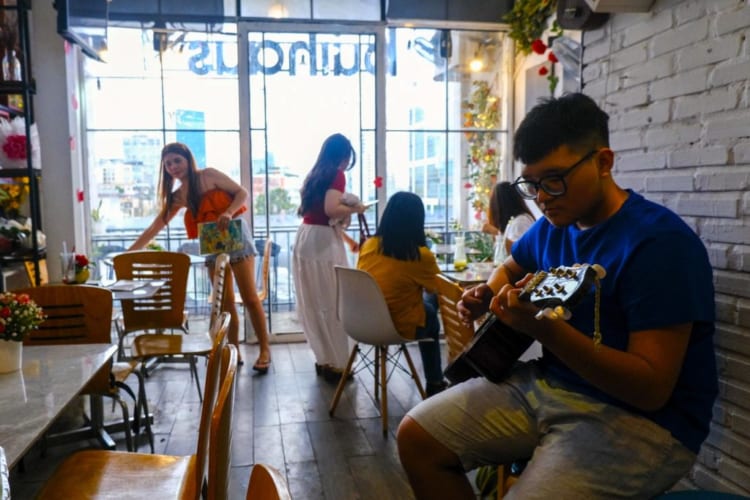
left=483, top=181, right=536, bottom=262
left=292, top=134, right=365, bottom=383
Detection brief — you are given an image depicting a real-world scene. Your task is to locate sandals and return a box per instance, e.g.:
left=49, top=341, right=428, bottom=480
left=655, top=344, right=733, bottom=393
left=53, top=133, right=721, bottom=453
left=252, top=357, right=272, bottom=374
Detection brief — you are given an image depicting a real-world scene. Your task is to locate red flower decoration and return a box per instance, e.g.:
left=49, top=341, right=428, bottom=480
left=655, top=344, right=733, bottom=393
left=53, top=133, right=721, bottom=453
left=75, top=254, right=89, bottom=267
left=76, top=189, right=85, bottom=202
left=474, top=210, right=483, bottom=220
left=0, top=307, right=10, bottom=318
left=2, top=134, right=27, bottom=160
left=464, top=182, right=473, bottom=189
left=531, top=39, right=547, bottom=55
left=548, top=51, right=558, bottom=63
left=373, top=176, right=383, bottom=188
left=538, top=66, right=549, bottom=76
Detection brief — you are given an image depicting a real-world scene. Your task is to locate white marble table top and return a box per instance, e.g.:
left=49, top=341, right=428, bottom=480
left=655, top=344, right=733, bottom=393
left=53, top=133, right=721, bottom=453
left=0, top=343, right=117, bottom=469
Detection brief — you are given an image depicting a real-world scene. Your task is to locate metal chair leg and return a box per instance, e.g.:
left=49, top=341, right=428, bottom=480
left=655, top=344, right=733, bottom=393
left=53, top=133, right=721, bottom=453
left=137, top=370, right=155, bottom=453
left=111, top=395, right=134, bottom=452
left=190, top=355, right=203, bottom=402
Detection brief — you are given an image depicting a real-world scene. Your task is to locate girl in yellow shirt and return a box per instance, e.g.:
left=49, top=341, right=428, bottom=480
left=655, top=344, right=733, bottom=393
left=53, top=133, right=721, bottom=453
left=357, top=192, right=446, bottom=396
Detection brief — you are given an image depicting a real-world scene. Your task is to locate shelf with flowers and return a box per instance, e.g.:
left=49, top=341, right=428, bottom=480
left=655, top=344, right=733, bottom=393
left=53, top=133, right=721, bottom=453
left=0, top=291, right=45, bottom=373
left=463, top=80, right=501, bottom=223
left=0, top=116, right=40, bottom=171
left=0, top=179, right=45, bottom=257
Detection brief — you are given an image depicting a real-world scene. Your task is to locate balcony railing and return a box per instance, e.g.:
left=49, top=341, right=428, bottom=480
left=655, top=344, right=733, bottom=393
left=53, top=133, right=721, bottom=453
left=91, top=224, right=478, bottom=317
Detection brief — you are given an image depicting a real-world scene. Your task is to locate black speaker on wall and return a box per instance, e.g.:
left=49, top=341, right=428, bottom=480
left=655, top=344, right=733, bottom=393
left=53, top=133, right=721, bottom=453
left=387, top=0, right=514, bottom=23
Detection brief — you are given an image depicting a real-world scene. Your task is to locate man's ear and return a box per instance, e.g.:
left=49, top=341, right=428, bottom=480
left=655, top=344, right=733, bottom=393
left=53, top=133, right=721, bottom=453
left=597, top=148, right=615, bottom=176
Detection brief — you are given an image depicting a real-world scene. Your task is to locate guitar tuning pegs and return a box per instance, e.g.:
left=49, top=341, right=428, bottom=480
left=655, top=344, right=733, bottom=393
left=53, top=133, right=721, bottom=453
left=554, top=306, right=572, bottom=320
left=535, top=307, right=560, bottom=320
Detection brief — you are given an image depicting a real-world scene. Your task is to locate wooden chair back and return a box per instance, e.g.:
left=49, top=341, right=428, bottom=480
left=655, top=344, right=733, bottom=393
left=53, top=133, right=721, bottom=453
left=208, top=253, right=231, bottom=330
left=113, top=251, right=190, bottom=333
left=193, top=312, right=231, bottom=496
left=256, top=238, right=273, bottom=302
left=206, top=344, right=239, bottom=500
left=435, top=274, right=475, bottom=363
left=18, top=284, right=114, bottom=393
left=245, top=464, right=293, bottom=500
left=19, top=284, right=112, bottom=345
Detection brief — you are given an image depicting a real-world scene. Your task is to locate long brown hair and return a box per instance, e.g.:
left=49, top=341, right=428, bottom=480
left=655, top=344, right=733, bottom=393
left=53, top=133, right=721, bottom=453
left=158, top=142, right=202, bottom=222
left=298, top=134, right=356, bottom=216
left=488, top=181, right=535, bottom=233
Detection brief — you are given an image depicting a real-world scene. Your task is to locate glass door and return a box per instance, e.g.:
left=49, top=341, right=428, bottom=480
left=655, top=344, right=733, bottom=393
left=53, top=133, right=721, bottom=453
left=238, top=23, right=380, bottom=335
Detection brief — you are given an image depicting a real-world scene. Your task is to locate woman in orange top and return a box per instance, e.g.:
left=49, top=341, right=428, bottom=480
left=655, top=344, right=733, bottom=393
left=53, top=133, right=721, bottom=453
left=129, top=142, right=271, bottom=372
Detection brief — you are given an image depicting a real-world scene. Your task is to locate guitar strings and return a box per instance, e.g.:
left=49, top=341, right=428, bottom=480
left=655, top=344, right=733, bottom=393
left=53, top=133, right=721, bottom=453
left=593, top=275, right=602, bottom=347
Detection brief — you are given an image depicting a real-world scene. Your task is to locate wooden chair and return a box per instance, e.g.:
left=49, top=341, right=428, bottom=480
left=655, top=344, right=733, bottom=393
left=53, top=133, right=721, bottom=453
left=206, top=342, right=239, bottom=500
left=434, top=274, right=521, bottom=499
left=435, top=274, right=475, bottom=363
left=240, top=238, right=273, bottom=342
left=18, top=284, right=134, bottom=452
left=131, top=253, right=231, bottom=401
left=245, top=464, right=292, bottom=500
left=329, top=266, right=428, bottom=436
left=112, top=250, right=191, bottom=360
left=256, top=238, right=273, bottom=302
left=35, top=321, right=235, bottom=500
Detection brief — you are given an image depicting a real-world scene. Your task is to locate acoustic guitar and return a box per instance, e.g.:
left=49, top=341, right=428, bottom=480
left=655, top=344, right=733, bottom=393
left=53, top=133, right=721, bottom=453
left=443, top=264, right=606, bottom=385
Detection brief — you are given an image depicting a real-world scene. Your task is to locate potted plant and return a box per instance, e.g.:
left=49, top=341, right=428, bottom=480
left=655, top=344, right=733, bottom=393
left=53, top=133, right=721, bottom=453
left=74, top=254, right=91, bottom=283
left=0, top=291, right=45, bottom=373
left=503, top=0, right=563, bottom=94
left=62, top=253, right=91, bottom=284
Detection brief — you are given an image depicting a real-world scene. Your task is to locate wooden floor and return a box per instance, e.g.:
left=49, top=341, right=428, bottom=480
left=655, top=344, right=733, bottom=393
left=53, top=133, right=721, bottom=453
left=9, top=316, right=458, bottom=499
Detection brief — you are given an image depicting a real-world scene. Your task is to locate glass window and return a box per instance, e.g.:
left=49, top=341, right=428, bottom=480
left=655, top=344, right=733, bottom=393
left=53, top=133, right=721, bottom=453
left=240, top=0, right=380, bottom=21
left=386, top=27, right=509, bottom=231
left=83, top=27, right=239, bottom=243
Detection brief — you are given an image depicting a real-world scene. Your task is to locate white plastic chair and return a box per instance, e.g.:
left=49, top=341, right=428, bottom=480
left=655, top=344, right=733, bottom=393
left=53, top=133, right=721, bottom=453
left=328, top=266, right=428, bottom=436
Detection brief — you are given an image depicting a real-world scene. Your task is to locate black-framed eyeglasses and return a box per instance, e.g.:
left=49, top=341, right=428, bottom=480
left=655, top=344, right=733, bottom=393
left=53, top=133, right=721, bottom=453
left=512, top=150, right=598, bottom=200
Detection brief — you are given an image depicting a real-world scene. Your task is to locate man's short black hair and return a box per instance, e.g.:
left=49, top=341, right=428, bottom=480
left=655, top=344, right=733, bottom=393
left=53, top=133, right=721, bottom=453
left=513, top=93, right=610, bottom=165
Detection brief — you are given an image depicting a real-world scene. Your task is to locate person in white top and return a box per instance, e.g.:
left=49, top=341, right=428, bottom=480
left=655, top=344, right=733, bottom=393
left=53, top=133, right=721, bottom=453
left=482, top=181, right=536, bottom=262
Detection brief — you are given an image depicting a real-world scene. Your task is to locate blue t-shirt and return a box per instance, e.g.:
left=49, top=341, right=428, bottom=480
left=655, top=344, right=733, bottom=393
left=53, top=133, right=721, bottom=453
left=513, top=190, right=717, bottom=453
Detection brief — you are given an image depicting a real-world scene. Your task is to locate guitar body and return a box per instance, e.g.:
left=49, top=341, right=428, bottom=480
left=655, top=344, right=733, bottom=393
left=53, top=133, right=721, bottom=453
left=444, top=264, right=603, bottom=385
left=444, top=317, right=533, bottom=384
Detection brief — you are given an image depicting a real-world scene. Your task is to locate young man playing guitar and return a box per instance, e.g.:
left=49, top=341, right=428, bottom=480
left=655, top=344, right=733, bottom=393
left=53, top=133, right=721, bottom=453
left=397, top=93, right=717, bottom=499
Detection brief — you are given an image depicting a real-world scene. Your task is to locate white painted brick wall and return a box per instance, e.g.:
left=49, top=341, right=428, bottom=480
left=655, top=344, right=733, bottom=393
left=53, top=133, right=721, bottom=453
left=671, top=147, right=729, bottom=168
left=651, top=17, right=708, bottom=57
left=581, top=0, right=750, bottom=493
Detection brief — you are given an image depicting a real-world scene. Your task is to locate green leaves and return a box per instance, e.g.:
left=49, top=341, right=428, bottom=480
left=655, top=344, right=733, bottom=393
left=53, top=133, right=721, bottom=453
left=503, top=0, right=558, bottom=55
